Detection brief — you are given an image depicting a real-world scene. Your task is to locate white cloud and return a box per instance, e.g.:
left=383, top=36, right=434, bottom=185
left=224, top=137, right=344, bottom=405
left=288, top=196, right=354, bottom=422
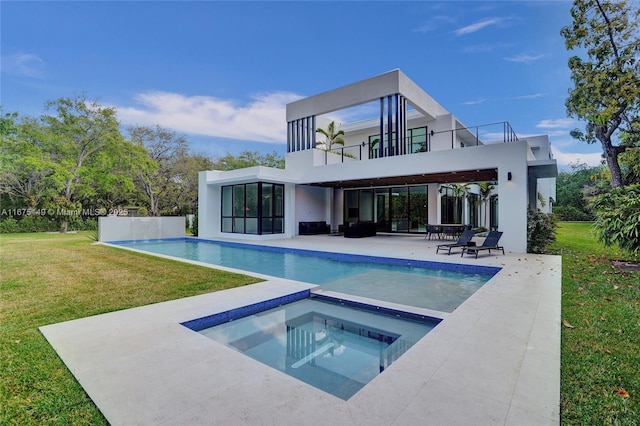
left=413, top=15, right=456, bottom=33
left=454, top=17, right=503, bottom=36
left=462, top=93, right=543, bottom=106
left=505, top=53, right=545, bottom=63
left=116, top=91, right=303, bottom=143
left=1, top=53, right=46, bottom=78
left=461, top=42, right=513, bottom=53
left=536, top=118, right=575, bottom=129
left=515, top=93, right=545, bottom=100
left=551, top=148, right=603, bottom=168
left=413, top=23, right=438, bottom=33
left=462, top=98, right=486, bottom=105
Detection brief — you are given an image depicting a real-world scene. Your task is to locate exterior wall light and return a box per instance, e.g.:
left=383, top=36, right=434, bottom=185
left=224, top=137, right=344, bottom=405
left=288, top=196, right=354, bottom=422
left=508, top=172, right=512, bottom=181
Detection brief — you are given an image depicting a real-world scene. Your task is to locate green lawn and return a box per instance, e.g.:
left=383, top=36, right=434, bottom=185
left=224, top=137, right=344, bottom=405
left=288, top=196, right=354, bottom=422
left=0, top=232, right=259, bottom=425
left=547, top=222, right=639, bottom=424
left=1, top=227, right=638, bottom=424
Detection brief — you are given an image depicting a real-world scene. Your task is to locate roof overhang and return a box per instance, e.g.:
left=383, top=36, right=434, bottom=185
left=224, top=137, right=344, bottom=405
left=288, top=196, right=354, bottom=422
left=527, top=159, right=558, bottom=179
left=306, top=168, right=498, bottom=189
left=286, top=69, right=449, bottom=122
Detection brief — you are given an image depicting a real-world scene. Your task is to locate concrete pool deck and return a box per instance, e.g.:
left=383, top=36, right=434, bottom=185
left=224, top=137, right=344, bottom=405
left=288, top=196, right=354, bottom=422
left=40, top=234, right=561, bottom=425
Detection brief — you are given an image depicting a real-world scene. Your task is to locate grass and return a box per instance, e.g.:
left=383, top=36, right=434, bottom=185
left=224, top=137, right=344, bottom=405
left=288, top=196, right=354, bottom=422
left=547, top=222, right=640, bottom=425
left=1, top=227, right=638, bottom=424
left=0, top=232, right=259, bottom=425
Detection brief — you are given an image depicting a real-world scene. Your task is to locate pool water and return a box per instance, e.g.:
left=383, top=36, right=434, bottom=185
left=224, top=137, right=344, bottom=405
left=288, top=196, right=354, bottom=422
left=114, top=238, right=499, bottom=313
left=191, top=295, right=438, bottom=400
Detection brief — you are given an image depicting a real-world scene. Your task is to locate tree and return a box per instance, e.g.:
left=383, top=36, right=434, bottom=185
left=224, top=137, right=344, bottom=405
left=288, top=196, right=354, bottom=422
left=316, top=121, right=345, bottom=151
left=211, top=150, right=284, bottom=170
left=0, top=116, right=53, bottom=211
left=42, top=95, right=126, bottom=231
left=477, top=182, right=495, bottom=229
left=87, top=138, right=148, bottom=211
left=171, top=153, right=214, bottom=214
left=619, top=130, right=640, bottom=184
left=561, top=0, right=640, bottom=188
left=129, top=125, right=188, bottom=216
left=451, top=183, right=470, bottom=224
left=527, top=208, right=558, bottom=254
left=591, top=184, right=640, bottom=257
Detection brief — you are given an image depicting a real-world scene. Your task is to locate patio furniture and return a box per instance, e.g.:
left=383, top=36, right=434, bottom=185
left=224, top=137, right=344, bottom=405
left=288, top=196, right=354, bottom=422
left=425, top=224, right=442, bottom=240
left=344, top=222, right=377, bottom=238
left=299, top=221, right=331, bottom=235
left=441, top=224, right=465, bottom=239
left=461, top=231, right=504, bottom=258
left=436, top=229, right=476, bottom=255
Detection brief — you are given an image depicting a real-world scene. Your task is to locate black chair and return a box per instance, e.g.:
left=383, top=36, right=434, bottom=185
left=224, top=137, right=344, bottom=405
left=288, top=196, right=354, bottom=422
left=425, top=224, right=442, bottom=240
left=461, top=231, right=504, bottom=258
left=436, top=229, right=476, bottom=255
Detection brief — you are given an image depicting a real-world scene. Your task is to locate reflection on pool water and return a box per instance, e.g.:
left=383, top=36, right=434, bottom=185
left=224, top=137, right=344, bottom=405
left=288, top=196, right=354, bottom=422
left=114, top=238, right=500, bottom=313
left=184, top=294, right=439, bottom=400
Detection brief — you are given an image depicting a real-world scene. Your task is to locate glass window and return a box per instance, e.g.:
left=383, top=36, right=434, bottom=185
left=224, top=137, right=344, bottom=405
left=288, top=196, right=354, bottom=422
left=261, top=218, right=273, bottom=234
left=345, top=190, right=359, bottom=222
left=274, top=218, right=284, bottom=234
left=490, top=195, right=499, bottom=230
left=409, top=186, right=427, bottom=232
left=246, top=183, right=258, bottom=217
left=359, top=190, right=374, bottom=222
left=246, top=218, right=258, bottom=234
left=221, top=182, right=284, bottom=235
left=262, top=183, right=273, bottom=214
left=391, top=187, right=409, bottom=232
left=233, top=217, right=245, bottom=233
left=440, top=186, right=463, bottom=224
left=233, top=186, right=245, bottom=217
left=222, top=187, right=232, bottom=216
left=409, top=127, right=427, bottom=153
left=274, top=185, right=284, bottom=217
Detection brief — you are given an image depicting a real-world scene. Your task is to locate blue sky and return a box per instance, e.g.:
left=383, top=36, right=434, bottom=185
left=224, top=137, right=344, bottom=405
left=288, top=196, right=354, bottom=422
left=1, top=1, right=603, bottom=168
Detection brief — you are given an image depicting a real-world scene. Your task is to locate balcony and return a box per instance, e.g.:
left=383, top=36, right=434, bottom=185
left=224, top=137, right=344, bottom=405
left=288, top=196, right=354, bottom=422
left=318, top=121, right=518, bottom=165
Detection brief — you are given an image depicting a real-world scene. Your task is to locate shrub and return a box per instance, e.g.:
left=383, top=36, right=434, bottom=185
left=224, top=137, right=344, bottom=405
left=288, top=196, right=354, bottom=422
left=0, top=215, right=96, bottom=233
left=0, top=216, right=58, bottom=233
left=591, top=184, right=640, bottom=257
left=191, top=213, right=198, bottom=237
left=527, top=208, right=558, bottom=253
left=0, top=217, right=20, bottom=233
left=552, top=205, right=595, bottom=222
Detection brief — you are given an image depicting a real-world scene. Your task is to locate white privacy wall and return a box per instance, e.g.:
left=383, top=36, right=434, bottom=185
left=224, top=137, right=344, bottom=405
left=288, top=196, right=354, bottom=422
left=98, top=217, right=185, bottom=242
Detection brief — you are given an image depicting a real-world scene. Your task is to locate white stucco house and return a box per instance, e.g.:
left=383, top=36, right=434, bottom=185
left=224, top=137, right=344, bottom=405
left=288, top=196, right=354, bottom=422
left=198, top=69, right=557, bottom=253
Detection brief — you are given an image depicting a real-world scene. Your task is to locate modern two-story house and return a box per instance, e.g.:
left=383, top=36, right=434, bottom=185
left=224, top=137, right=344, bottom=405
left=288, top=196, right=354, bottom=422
left=198, top=69, right=557, bottom=253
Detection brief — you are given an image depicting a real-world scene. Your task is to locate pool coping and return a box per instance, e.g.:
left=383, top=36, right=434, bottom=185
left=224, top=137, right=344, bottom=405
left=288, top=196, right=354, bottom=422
left=40, top=235, right=561, bottom=425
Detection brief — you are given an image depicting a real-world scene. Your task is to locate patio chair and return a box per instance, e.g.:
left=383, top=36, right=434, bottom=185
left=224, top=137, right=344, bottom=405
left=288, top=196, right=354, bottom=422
left=436, top=229, right=476, bottom=255
left=461, top=231, right=505, bottom=258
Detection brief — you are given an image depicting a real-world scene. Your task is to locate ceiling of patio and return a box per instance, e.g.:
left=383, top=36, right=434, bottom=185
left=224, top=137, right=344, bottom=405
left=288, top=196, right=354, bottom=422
left=307, top=168, right=498, bottom=189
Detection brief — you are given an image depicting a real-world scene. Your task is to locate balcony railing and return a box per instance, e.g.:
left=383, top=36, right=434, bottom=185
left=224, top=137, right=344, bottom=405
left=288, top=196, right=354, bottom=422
left=429, top=121, right=519, bottom=150
left=320, top=121, right=518, bottom=165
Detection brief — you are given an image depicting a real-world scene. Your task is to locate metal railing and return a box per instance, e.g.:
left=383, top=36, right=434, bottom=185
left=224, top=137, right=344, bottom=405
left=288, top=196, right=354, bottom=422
left=320, top=121, right=518, bottom=165
left=429, top=121, right=518, bottom=150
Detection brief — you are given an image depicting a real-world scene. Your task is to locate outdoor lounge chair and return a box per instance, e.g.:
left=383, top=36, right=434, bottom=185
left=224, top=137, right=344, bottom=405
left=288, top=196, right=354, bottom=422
left=461, top=231, right=505, bottom=258
left=436, top=229, right=476, bottom=255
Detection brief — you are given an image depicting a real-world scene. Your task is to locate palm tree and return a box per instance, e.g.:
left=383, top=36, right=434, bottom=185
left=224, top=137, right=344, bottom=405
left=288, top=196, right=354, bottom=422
left=478, top=182, right=495, bottom=229
left=451, top=183, right=471, bottom=223
left=316, top=121, right=345, bottom=152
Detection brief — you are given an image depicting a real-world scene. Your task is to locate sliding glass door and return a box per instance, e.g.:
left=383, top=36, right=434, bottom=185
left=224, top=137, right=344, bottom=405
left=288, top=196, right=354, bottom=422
left=344, top=185, right=428, bottom=234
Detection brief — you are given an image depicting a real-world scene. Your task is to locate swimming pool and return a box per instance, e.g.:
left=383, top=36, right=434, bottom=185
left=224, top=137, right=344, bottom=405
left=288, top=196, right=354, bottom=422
left=182, top=292, right=438, bottom=400
left=113, top=238, right=500, bottom=313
